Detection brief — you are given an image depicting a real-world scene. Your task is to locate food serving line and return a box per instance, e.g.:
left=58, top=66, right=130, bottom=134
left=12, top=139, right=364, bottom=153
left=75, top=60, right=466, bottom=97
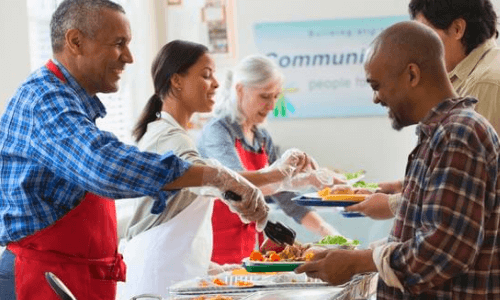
left=165, top=184, right=377, bottom=300
left=46, top=175, right=378, bottom=300
left=167, top=273, right=345, bottom=300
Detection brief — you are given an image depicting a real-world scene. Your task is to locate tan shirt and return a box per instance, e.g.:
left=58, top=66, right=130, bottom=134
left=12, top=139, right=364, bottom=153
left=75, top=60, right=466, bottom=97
left=450, top=38, right=500, bottom=134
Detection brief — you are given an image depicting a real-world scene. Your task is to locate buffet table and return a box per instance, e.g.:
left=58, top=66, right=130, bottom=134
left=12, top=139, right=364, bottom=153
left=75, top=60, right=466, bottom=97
left=166, top=272, right=344, bottom=300
left=115, top=201, right=388, bottom=300
left=164, top=270, right=378, bottom=300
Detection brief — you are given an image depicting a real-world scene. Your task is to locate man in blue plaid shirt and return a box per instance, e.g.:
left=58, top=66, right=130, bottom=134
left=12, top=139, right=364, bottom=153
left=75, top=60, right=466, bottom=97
left=0, top=1, right=268, bottom=299
left=297, top=21, right=500, bottom=299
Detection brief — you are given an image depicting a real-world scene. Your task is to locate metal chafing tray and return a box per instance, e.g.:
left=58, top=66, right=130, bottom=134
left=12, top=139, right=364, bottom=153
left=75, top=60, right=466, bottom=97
left=168, top=273, right=330, bottom=297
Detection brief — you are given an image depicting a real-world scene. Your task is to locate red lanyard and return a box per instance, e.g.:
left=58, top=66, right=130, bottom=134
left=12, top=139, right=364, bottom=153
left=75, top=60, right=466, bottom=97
left=45, top=59, right=66, bottom=83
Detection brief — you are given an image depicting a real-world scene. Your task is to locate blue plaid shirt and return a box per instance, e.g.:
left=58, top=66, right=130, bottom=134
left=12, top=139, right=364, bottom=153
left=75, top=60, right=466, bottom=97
left=377, top=97, right=500, bottom=299
left=0, top=60, right=191, bottom=245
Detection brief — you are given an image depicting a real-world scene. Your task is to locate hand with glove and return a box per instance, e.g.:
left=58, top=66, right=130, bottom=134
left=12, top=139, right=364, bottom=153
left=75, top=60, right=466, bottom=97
left=202, top=164, right=269, bottom=231
left=274, top=148, right=318, bottom=178
left=259, top=149, right=330, bottom=195
left=288, top=167, right=346, bottom=191
left=260, top=162, right=346, bottom=195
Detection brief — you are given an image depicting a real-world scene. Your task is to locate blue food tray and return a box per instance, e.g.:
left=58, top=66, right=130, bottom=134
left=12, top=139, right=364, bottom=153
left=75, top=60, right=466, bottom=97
left=291, top=195, right=361, bottom=207
left=340, top=211, right=366, bottom=218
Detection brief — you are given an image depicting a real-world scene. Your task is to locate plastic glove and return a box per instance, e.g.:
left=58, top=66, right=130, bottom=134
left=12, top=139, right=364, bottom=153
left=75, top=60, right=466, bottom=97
left=260, top=167, right=345, bottom=195
left=288, top=168, right=346, bottom=190
left=201, top=164, right=269, bottom=231
left=269, top=148, right=317, bottom=179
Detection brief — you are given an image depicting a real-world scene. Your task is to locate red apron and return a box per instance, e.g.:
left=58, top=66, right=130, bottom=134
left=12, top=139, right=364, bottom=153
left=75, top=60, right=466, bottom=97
left=6, top=60, right=126, bottom=300
left=211, top=139, right=267, bottom=264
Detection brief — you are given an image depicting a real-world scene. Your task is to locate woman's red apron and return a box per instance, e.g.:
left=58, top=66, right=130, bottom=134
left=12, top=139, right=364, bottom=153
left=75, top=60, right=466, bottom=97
left=5, top=60, right=126, bottom=300
left=211, top=139, right=267, bottom=264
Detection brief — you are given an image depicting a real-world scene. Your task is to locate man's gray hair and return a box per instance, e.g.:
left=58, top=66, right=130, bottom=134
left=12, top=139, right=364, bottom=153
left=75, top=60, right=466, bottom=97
left=213, top=55, right=284, bottom=124
left=50, top=0, right=125, bottom=53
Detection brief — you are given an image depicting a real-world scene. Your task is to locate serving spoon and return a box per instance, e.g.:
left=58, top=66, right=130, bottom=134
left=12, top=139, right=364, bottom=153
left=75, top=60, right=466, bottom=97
left=45, top=272, right=77, bottom=300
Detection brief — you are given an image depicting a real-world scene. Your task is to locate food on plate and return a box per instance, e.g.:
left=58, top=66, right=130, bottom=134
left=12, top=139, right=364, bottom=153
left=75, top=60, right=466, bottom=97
left=198, top=277, right=253, bottom=288
left=212, top=278, right=227, bottom=286
left=305, top=251, right=315, bottom=261
left=342, top=170, right=378, bottom=191
left=343, top=170, right=365, bottom=180
left=279, top=244, right=311, bottom=261
left=317, top=187, right=333, bottom=197
left=331, top=185, right=354, bottom=194
left=250, top=243, right=315, bottom=262
left=191, top=296, right=233, bottom=300
left=317, top=185, right=367, bottom=201
left=318, top=185, right=353, bottom=197
left=259, top=237, right=285, bottom=253
left=316, top=235, right=360, bottom=248
left=352, top=180, right=379, bottom=190
left=249, top=250, right=264, bottom=261
left=234, top=280, right=254, bottom=287
left=199, top=280, right=210, bottom=287
left=231, top=268, right=277, bottom=276
left=268, top=252, right=281, bottom=262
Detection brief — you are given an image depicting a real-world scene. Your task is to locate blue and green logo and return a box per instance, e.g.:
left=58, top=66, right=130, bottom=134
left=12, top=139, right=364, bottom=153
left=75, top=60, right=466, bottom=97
left=273, top=87, right=298, bottom=117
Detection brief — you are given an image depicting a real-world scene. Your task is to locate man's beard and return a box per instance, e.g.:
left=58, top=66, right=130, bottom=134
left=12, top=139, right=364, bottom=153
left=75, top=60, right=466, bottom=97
left=389, top=109, right=404, bottom=131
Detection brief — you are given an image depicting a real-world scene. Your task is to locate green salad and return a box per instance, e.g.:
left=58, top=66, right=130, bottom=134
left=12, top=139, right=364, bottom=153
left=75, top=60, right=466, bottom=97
left=352, top=180, right=379, bottom=189
left=317, top=235, right=360, bottom=246
left=343, top=170, right=365, bottom=180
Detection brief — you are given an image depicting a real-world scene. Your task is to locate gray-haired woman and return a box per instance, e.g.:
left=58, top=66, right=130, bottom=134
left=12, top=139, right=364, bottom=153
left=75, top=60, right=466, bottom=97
left=198, top=55, right=343, bottom=265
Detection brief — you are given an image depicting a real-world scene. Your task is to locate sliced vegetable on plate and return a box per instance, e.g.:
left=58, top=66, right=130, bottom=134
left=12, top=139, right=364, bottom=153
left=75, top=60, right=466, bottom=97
left=352, top=180, right=379, bottom=190
left=343, top=170, right=366, bottom=181
left=315, top=235, right=360, bottom=249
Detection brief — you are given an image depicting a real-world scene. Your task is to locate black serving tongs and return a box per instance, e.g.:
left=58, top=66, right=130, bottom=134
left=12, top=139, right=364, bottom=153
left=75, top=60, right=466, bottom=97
left=223, top=191, right=296, bottom=246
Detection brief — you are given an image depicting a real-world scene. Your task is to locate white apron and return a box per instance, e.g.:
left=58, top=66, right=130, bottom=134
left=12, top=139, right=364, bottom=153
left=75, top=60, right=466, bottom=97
left=120, top=195, right=214, bottom=299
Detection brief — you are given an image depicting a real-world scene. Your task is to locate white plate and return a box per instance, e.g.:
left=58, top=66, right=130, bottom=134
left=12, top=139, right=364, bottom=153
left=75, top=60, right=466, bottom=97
left=313, top=244, right=357, bottom=250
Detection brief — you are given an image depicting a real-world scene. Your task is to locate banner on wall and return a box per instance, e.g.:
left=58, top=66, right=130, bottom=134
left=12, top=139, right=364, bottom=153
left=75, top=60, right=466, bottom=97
left=253, top=15, right=409, bottom=119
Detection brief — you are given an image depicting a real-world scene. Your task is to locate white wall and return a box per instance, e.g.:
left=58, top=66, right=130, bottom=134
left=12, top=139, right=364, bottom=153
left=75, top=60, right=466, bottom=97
left=0, top=0, right=31, bottom=257
left=127, top=0, right=169, bottom=121
left=166, top=0, right=237, bottom=80
left=0, top=0, right=31, bottom=113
